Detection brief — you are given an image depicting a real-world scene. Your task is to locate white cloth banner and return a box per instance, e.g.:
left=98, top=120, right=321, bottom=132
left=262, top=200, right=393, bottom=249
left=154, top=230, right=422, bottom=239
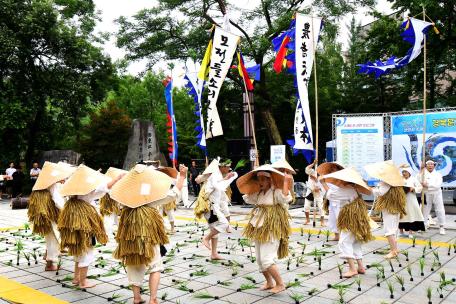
left=186, top=69, right=206, bottom=148
left=292, top=14, right=321, bottom=152
left=206, top=27, right=240, bottom=139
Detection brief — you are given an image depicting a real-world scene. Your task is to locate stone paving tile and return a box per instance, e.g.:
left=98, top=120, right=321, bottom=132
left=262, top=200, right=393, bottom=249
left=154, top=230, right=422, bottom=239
left=38, top=284, right=73, bottom=296
left=56, top=290, right=94, bottom=302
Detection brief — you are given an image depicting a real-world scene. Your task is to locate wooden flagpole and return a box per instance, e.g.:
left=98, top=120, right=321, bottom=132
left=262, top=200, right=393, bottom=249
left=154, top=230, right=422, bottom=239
left=421, top=6, right=427, bottom=210
left=242, top=76, right=259, bottom=167
left=310, top=14, right=320, bottom=227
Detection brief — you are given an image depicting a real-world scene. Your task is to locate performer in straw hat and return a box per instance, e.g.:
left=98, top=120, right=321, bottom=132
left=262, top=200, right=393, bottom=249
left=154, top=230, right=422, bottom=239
left=201, top=158, right=237, bottom=259
left=58, top=164, right=123, bottom=288
left=27, top=161, right=74, bottom=271
left=418, top=159, right=446, bottom=235
left=111, top=164, right=187, bottom=304
left=237, top=164, right=292, bottom=293
left=319, top=167, right=374, bottom=278
left=156, top=165, right=179, bottom=234
left=365, top=161, right=406, bottom=259
left=317, top=162, right=345, bottom=241
left=399, top=166, right=425, bottom=237
left=271, top=159, right=296, bottom=204
left=303, top=160, right=325, bottom=227
left=100, top=167, right=127, bottom=240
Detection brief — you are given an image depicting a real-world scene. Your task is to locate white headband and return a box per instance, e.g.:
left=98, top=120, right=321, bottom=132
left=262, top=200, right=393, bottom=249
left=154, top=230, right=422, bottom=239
left=426, top=160, right=435, bottom=165
left=257, top=171, right=271, bottom=178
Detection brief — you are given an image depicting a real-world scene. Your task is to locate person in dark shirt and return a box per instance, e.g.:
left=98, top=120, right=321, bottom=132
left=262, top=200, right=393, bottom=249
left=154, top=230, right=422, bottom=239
left=189, top=160, right=200, bottom=196
left=12, top=166, right=25, bottom=197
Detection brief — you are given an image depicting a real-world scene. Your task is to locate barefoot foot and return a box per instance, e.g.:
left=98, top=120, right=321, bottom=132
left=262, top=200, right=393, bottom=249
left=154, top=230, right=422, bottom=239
left=210, top=254, right=224, bottom=260
left=269, top=284, right=286, bottom=294
left=342, top=270, right=358, bottom=278
left=260, top=283, right=274, bottom=290
left=79, top=280, right=97, bottom=288
left=357, top=268, right=366, bottom=274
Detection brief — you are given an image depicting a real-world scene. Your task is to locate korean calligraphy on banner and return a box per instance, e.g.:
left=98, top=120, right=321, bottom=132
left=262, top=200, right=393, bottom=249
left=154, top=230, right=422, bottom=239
left=206, top=27, right=240, bottom=139
left=292, top=14, right=322, bottom=156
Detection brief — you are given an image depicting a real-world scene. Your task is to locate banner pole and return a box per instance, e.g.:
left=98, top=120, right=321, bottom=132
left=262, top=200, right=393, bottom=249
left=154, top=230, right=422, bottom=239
left=420, top=6, right=427, bottom=211
left=310, top=15, right=319, bottom=227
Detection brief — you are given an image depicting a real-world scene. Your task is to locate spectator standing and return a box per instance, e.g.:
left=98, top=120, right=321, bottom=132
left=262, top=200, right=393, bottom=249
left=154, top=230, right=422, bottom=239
left=4, top=162, right=16, bottom=198
left=30, top=162, right=41, bottom=186
left=189, top=160, right=200, bottom=196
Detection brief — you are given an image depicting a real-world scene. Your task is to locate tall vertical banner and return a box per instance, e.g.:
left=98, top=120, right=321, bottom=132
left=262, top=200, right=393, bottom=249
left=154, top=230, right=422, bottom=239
left=391, top=111, right=456, bottom=187
left=184, top=71, right=206, bottom=153
left=163, top=77, right=178, bottom=166
left=205, top=27, right=240, bottom=139
left=289, top=14, right=321, bottom=161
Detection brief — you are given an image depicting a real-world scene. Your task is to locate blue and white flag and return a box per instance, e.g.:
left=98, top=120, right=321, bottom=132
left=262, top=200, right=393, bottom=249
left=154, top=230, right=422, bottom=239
left=358, top=18, right=434, bottom=78
left=184, top=70, right=207, bottom=153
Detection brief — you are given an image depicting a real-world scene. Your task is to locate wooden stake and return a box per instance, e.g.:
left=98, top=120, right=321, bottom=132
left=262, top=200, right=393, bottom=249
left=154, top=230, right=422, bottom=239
left=310, top=15, right=319, bottom=227
left=243, top=87, right=259, bottom=167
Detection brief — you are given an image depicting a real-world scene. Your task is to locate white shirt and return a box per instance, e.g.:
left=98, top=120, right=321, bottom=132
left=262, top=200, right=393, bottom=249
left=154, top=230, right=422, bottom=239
left=77, top=183, right=110, bottom=206
left=146, top=186, right=181, bottom=208
left=49, top=183, right=66, bottom=210
left=418, top=169, right=442, bottom=193
left=5, top=168, right=16, bottom=177
left=372, top=181, right=391, bottom=197
left=30, top=168, right=41, bottom=179
left=404, top=176, right=422, bottom=194
left=326, top=185, right=358, bottom=208
left=205, top=170, right=238, bottom=224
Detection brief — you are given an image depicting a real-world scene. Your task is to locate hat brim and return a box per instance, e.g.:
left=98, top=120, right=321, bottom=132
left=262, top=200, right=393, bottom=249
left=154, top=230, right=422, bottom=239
left=236, top=165, right=285, bottom=194
left=157, top=167, right=178, bottom=179
left=323, top=168, right=371, bottom=195
left=60, top=165, right=110, bottom=196
left=271, top=159, right=296, bottom=175
left=32, top=162, right=75, bottom=191
left=110, top=166, right=173, bottom=208
left=364, top=161, right=405, bottom=187
left=316, top=162, right=344, bottom=176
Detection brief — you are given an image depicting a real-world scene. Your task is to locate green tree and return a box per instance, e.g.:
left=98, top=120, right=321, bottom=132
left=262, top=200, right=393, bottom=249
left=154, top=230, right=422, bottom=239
left=0, top=0, right=116, bottom=167
left=115, top=0, right=375, bottom=163
left=79, top=100, right=131, bottom=170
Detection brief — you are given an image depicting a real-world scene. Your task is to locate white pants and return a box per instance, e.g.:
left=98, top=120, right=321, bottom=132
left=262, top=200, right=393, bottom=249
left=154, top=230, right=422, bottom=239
left=74, top=248, right=95, bottom=268
left=181, top=186, right=189, bottom=207
left=255, top=239, right=279, bottom=272
left=126, top=245, right=163, bottom=286
left=103, top=214, right=117, bottom=239
left=423, top=191, right=446, bottom=227
left=220, top=200, right=230, bottom=217
left=160, top=207, right=175, bottom=223
left=328, top=202, right=340, bottom=233
left=45, top=233, right=60, bottom=263
left=339, top=231, right=362, bottom=260
left=382, top=211, right=399, bottom=237
left=304, top=198, right=324, bottom=215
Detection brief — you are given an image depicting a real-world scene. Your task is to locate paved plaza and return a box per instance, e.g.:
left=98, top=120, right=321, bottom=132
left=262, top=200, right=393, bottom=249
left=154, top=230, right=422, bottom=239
left=0, top=200, right=455, bottom=304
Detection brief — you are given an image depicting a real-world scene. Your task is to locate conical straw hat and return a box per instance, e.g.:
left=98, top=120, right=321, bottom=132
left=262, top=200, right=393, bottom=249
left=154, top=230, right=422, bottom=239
left=105, top=167, right=128, bottom=181
left=32, top=161, right=75, bottom=191
left=60, top=164, right=110, bottom=196
left=157, top=166, right=178, bottom=179
left=323, top=167, right=371, bottom=195
left=202, top=158, right=220, bottom=175
left=316, top=162, right=344, bottom=176
left=236, top=164, right=285, bottom=195
left=110, top=164, right=173, bottom=208
left=364, top=160, right=405, bottom=187
left=271, top=159, right=296, bottom=174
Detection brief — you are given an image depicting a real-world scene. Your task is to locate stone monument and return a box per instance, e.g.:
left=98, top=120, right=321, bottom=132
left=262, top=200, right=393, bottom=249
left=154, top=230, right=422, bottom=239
left=123, top=119, right=167, bottom=170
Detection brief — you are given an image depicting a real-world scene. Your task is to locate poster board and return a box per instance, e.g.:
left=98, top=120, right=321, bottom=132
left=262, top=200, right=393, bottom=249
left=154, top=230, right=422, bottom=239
left=391, top=111, right=456, bottom=188
left=335, top=116, right=384, bottom=183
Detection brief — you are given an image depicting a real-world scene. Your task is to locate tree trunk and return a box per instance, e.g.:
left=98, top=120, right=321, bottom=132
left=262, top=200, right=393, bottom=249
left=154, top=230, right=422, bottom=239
left=259, top=108, right=283, bottom=145
left=25, top=103, right=44, bottom=167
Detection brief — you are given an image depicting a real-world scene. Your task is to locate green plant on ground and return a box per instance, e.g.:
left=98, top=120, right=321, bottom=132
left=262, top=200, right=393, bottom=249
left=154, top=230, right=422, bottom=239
left=330, top=283, right=353, bottom=304
left=15, top=239, right=24, bottom=266
left=243, top=275, right=256, bottom=283
left=191, top=268, right=208, bottom=277
left=307, top=230, right=312, bottom=241
left=160, top=292, right=168, bottom=301
left=231, top=265, right=238, bottom=276
left=388, top=259, right=394, bottom=272
left=286, top=279, right=301, bottom=288
left=289, top=291, right=305, bottom=304
left=23, top=252, right=31, bottom=266
left=386, top=280, right=395, bottom=298
left=427, top=238, right=433, bottom=249
left=412, top=235, right=417, bottom=247
left=239, top=283, right=256, bottom=291
left=401, top=249, right=409, bottom=261
left=163, top=267, right=173, bottom=274
left=323, top=230, right=331, bottom=242
left=426, top=286, right=433, bottom=303
left=308, top=287, right=319, bottom=296
left=376, top=270, right=382, bottom=286
left=218, top=281, right=232, bottom=286
left=297, top=241, right=307, bottom=254
left=355, top=276, right=362, bottom=291
left=419, top=257, right=426, bottom=276
left=296, top=273, right=312, bottom=278
left=432, top=250, right=440, bottom=266
left=177, top=281, right=190, bottom=292
left=337, top=262, right=343, bottom=279
left=407, top=264, right=413, bottom=281
left=395, top=275, right=405, bottom=291
left=193, top=290, right=214, bottom=299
